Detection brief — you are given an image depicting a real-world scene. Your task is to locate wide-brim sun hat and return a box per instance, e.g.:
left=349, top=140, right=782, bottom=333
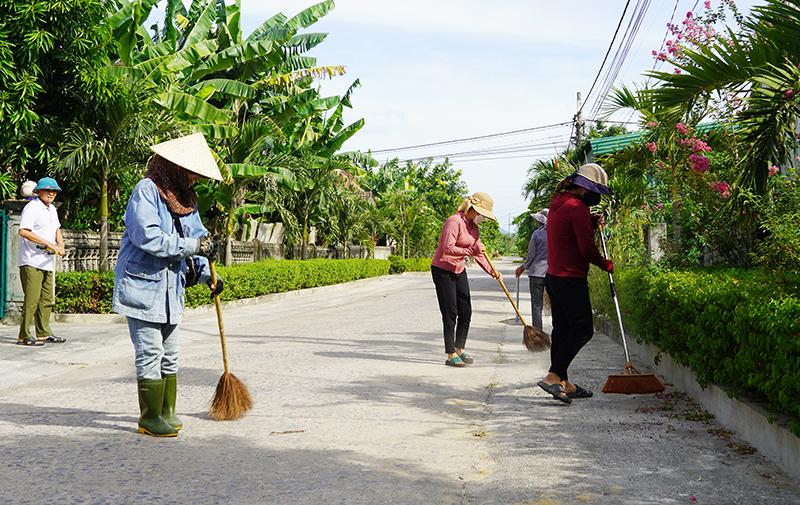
left=572, top=163, right=611, bottom=195
left=34, top=177, right=62, bottom=193
left=150, top=132, right=223, bottom=181
left=464, top=191, right=496, bottom=221
left=532, top=208, right=548, bottom=225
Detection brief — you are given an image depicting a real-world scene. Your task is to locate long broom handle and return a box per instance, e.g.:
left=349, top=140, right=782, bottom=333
left=515, top=276, right=521, bottom=323
left=598, top=225, right=631, bottom=363
left=209, top=261, right=230, bottom=375
left=483, top=254, right=529, bottom=326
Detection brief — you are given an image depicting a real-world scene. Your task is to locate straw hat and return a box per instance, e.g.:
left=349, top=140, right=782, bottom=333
left=150, top=133, right=223, bottom=181
left=572, top=163, right=611, bottom=194
left=458, top=191, right=496, bottom=221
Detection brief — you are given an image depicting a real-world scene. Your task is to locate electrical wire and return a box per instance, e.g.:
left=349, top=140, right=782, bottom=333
left=588, top=0, right=654, bottom=120
left=369, top=121, right=572, bottom=154
left=579, top=0, right=633, bottom=113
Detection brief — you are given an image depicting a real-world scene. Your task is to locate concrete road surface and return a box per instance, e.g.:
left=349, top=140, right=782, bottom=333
left=1, top=258, right=799, bottom=505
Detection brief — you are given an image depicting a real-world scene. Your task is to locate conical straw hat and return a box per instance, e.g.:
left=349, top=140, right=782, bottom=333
left=150, top=132, right=223, bottom=181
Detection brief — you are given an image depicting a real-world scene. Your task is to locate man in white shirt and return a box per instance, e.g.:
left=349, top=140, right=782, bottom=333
left=17, top=177, right=67, bottom=346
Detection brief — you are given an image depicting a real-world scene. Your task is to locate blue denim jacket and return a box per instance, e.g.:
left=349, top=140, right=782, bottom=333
left=112, top=178, right=210, bottom=324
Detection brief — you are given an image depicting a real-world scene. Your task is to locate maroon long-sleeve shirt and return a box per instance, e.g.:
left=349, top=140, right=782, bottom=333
left=546, top=192, right=612, bottom=278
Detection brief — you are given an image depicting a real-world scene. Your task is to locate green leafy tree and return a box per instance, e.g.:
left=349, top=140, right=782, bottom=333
left=0, top=0, right=113, bottom=176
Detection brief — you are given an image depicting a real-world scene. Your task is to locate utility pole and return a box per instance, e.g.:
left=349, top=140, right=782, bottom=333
left=573, top=91, right=586, bottom=147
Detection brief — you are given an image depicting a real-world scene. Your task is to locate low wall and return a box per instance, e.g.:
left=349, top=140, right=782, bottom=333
left=55, top=230, right=393, bottom=271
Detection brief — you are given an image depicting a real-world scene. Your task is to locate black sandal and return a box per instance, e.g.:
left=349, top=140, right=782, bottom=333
left=17, top=337, right=44, bottom=347
left=42, top=335, right=66, bottom=343
left=537, top=381, right=572, bottom=404
left=567, top=385, right=594, bottom=399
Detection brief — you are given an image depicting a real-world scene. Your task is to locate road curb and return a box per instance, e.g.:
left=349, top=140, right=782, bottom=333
left=2, top=272, right=424, bottom=326
left=595, top=314, right=800, bottom=484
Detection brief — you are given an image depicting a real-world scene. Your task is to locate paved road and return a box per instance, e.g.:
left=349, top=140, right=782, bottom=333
left=1, top=259, right=799, bottom=505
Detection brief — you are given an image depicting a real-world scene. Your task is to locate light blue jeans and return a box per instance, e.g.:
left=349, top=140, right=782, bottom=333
left=127, top=317, right=180, bottom=380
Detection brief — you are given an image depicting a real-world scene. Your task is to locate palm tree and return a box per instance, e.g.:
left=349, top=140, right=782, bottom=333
left=52, top=81, right=175, bottom=271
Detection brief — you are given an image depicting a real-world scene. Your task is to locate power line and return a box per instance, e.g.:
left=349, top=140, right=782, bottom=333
left=588, top=0, right=654, bottom=119
left=369, top=121, right=572, bottom=154
left=398, top=143, right=570, bottom=164
left=579, top=0, right=633, bottom=114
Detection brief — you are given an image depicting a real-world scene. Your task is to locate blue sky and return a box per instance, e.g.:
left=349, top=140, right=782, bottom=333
left=238, top=0, right=763, bottom=230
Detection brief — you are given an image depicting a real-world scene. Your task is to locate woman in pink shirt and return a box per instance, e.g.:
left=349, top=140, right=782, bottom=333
left=431, top=192, right=501, bottom=367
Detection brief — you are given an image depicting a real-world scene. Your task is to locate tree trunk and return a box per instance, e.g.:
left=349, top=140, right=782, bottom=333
left=99, top=175, right=109, bottom=272
left=225, top=207, right=235, bottom=266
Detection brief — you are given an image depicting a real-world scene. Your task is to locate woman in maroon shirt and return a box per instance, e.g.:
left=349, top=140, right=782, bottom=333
left=431, top=192, right=501, bottom=367
left=538, top=164, right=614, bottom=403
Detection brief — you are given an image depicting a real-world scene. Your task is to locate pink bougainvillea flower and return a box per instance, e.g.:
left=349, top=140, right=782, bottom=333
left=704, top=0, right=711, bottom=8
left=656, top=203, right=664, bottom=210
left=690, top=496, right=698, bottom=503
left=690, top=154, right=710, bottom=172
left=785, top=90, right=795, bottom=99
left=710, top=181, right=731, bottom=198
left=768, top=165, right=780, bottom=176
left=674, top=68, right=682, bottom=74
left=676, top=122, right=689, bottom=135
left=646, top=120, right=658, bottom=128
left=646, top=142, right=658, bottom=153
left=689, top=138, right=712, bottom=153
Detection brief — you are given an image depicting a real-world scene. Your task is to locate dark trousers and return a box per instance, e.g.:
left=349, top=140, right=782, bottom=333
left=431, top=266, right=471, bottom=354
left=528, top=276, right=546, bottom=330
left=545, top=274, right=593, bottom=382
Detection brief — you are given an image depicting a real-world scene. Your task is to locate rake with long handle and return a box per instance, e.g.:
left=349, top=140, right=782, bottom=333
left=482, top=254, right=550, bottom=352
left=598, top=226, right=665, bottom=394
left=209, top=261, right=253, bottom=420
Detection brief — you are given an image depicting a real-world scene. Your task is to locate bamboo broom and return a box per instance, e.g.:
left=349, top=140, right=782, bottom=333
left=209, top=261, right=253, bottom=420
left=482, top=254, right=550, bottom=352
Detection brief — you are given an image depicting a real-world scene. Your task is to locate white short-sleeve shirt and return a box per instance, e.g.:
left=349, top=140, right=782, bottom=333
left=18, top=198, right=61, bottom=271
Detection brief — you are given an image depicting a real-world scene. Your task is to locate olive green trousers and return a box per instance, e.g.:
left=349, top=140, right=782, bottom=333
left=18, top=265, right=55, bottom=340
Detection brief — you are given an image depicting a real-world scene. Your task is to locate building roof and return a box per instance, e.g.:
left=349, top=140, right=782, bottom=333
left=589, top=122, right=722, bottom=156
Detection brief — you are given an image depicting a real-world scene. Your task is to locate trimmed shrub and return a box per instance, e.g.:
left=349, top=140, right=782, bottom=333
left=184, top=258, right=390, bottom=307
left=403, top=257, right=432, bottom=272
left=55, top=271, right=115, bottom=314
left=589, top=267, right=800, bottom=435
left=388, top=255, right=406, bottom=274
left=387, top=256, right=432, bottom=274
left=56, top=258, right=391, bottom=313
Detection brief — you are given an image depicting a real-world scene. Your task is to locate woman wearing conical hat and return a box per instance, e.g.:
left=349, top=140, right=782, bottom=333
left=113, top=133, right=225, bottom=437
left=431, top=192, right=501, bottom=367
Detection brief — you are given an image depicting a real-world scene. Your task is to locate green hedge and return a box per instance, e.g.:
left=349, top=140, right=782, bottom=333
left=387, top=255, right=432, bottom=274
left=55, top=271, right=115, bottom=314
left=56, top=258, right=392, bottom=313
left=588, top=267, right=800, bottom=435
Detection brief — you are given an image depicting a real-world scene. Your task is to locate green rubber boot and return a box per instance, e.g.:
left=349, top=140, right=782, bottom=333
left=137, top=378, right=178, bottom=437
left=162, top=374, right=183, bottom=431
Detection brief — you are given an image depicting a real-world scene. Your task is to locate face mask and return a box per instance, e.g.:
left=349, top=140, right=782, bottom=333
left=474, top=215, right=485, bottom=225
left=581, top=192, right=601, bottom=207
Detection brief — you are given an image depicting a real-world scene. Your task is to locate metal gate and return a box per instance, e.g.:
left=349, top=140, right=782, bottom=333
left=0, top=207, right=7, bottom=319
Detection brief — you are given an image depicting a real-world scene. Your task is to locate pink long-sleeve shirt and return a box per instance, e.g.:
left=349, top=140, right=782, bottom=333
left=431, top=212, right=492, bottom=275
